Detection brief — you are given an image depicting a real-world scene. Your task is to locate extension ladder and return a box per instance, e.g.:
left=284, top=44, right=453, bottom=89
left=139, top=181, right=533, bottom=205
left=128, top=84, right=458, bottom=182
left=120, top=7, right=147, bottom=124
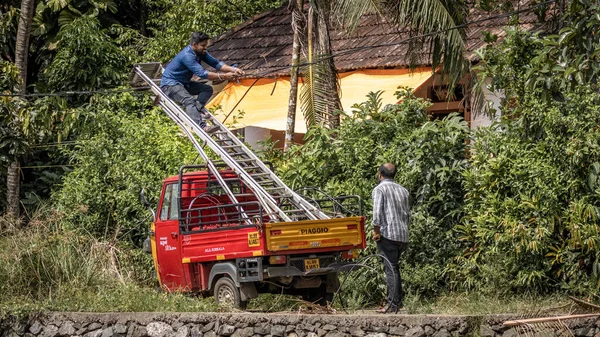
left=130, top=63, right=329, bottom=223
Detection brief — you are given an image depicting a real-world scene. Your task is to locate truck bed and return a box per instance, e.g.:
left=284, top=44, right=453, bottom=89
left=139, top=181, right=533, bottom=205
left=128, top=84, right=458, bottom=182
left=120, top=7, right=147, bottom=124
left=264, top=216, right=365, bottom=253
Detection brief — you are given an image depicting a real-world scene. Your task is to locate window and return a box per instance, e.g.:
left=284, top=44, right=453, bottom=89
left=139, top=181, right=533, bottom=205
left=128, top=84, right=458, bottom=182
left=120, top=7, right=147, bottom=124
left=159, top=183, right=180, bottom=220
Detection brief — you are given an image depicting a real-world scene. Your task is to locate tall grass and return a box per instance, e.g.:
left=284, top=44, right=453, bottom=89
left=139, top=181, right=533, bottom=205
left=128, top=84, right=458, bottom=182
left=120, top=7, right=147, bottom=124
left=0, top=204, right=216, bottom=314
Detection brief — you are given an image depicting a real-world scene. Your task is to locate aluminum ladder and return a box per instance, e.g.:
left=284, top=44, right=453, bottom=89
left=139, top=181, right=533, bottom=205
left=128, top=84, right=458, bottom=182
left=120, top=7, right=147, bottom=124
left=130, top=62, right=330, bottom=222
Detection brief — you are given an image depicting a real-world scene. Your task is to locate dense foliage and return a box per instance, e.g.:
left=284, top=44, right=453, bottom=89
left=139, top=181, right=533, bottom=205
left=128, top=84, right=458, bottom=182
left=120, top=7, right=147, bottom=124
left=276, top=89, right=470, bottom=301
left=53, top=93, right=197, bottom=242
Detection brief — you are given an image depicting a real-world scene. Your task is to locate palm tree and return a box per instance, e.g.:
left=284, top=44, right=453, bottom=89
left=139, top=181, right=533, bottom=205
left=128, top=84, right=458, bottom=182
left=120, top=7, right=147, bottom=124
left=300, top=0, right=343, bottom=130
left=333, top=0, right=469, bottom=87
left=296, top=0, right=470, bottom=132
left=285, top=0, right=305, bottom=152
left=6, top=0, right=35, bottom=216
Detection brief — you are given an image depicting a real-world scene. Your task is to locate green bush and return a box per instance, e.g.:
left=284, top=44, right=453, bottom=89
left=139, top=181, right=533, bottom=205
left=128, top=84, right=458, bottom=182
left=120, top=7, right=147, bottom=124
left=53, top=92, right=197, bottom=243
left=275, top=89, right=470, bottom=300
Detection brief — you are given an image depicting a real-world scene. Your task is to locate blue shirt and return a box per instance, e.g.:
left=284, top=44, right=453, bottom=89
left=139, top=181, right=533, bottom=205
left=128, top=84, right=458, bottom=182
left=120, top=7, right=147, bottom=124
left=372, top=179, right=410, bottom=242
left=160, top=45, right=224, bottom=87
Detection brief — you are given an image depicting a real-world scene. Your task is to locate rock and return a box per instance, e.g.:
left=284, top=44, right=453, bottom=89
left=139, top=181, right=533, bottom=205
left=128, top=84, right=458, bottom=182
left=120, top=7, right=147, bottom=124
left=190, top=326, right=203, bottom=337
left=231, top=327, right=254, bottom=337
left=174, top=326, right=190, bottom=337
left=389, top=326, right=406, bottom=335
left=114, top=324, right=128, bottom=335
left=102, top=327, right=115, bottom=337
left=217, top=325, right=236, bottom=336
left=299, top=324, right=317, bottom=333
left=205, top=331, right=217, bottom=337
left=373, top=327, right=388, bottom=334
left=307, top=333, right=319, bottom=337
left=254, top=324, right=271, bottom=335
left=424, top=326, right=435, bottom=336
left=29, top=321, right=43, bottom=334
left=147, top=322, right=175, bottom=337
left=286, top=326, right=296, bottom=333
left=317, top=329, right=327, bottom=337
left=203, top=323, right=215, bottom=333
left=433, top=329, right=451, bottom=337
left=59, top=321, right=76, bottom=336
left=88, top=323, right=103, bottom=331
left=364, top=333, right=387, bottom=337
left=490, top=325, right=506, bottom=333
left=272, top=325, right=287, bottom=337
left=348, top=327, right=365, bottom=337
left=128, top=325, right=148, bottom=337
left=42, top=324, right=59, bottom=337
left=324, top=331, right=349, bottom=337
left=83, top=330, right=103, bottom=337
left=406, top=327, right=425, bottom=337
left=322, top=325, right=337, bottom=332
left=502, top=328, right=517, bottom=337
left=480, top=325, right=496, bottom=337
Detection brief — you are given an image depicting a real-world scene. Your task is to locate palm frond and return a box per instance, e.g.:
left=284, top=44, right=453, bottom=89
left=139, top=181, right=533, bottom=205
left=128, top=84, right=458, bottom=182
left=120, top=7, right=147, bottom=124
left=332, top=0, right=386, bottom=31
left=392, top=0, right=469, bottom=87
left=299, top=53, right=340, bottom=128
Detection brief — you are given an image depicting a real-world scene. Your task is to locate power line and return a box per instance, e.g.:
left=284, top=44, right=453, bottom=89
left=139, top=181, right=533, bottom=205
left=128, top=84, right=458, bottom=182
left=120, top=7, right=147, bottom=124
left=0, top=86, right=150, bottom=98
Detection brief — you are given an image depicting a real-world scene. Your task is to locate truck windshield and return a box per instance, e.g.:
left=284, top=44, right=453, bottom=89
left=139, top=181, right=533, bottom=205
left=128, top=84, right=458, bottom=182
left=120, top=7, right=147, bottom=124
left=160, top=183, right=179, bottom=220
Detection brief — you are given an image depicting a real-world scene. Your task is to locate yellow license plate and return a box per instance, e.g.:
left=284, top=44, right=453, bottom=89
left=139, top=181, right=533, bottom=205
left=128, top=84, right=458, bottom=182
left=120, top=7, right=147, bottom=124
left=304, top=258, right=320, bottom=271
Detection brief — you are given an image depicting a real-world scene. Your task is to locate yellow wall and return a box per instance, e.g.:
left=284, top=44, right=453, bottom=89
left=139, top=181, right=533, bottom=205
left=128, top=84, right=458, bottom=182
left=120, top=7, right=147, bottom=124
left=207, top=68, right=432, bottom=133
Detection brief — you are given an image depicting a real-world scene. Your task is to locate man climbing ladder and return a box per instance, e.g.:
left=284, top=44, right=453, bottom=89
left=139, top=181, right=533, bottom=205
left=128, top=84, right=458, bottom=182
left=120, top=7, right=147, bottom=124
left=160, top=31, right=244, bottom=133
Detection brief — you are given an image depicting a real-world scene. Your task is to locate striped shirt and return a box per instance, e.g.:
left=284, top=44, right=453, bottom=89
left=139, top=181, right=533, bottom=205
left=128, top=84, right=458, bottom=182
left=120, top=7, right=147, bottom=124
left=372, top=179, right=410, bottom=242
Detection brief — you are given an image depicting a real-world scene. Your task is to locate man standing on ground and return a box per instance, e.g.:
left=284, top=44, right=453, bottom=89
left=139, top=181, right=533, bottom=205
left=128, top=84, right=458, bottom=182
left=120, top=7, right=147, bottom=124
left=160, top=32, right=244, bottom=132
left=371, top=163, right=410, bottom=314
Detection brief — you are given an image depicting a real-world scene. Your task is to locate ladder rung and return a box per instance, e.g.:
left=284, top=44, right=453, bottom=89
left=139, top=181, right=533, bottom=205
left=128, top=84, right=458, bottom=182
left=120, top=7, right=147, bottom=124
left=222, top=145, right=242, bottom=149
left=251, top=173, right=271, bottom=178
left=264, top=187, right=285, bottom=191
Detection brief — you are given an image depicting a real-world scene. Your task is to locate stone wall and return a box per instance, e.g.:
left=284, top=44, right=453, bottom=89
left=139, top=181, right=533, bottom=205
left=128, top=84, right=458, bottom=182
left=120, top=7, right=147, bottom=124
left=1, top=312, right=599, bottom=337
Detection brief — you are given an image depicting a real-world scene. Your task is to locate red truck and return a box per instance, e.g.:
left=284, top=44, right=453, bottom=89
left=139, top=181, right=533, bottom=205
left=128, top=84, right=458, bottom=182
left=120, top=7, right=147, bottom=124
left=142, top=165, right=366, bottom=308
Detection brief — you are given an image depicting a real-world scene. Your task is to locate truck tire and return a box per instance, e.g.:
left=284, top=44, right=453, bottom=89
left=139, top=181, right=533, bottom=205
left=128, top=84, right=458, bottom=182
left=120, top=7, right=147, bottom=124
left=214, top=277, right=247, bottom=309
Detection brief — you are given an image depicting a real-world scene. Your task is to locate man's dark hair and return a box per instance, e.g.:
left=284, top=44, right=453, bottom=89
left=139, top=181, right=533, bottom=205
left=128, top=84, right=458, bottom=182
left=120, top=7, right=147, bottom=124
left=190, top=32, right=210, bottom=45
left=379, top=163, right=396, bottom=179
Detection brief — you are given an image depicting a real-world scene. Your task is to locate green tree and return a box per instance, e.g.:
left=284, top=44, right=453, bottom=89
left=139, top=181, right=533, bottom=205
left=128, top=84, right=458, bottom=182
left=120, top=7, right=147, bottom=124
left=274, top=89, right=469, bottom=301
left=449, top=0, right=600, bottom=294
left=38, top=15, right=127, bottom=93
left=53, top=93, right=197, bottom=242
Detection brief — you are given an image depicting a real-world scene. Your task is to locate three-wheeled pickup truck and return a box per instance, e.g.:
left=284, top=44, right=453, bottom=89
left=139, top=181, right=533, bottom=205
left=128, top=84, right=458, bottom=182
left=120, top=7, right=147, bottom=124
left=143, top=165, right=366, bottom=308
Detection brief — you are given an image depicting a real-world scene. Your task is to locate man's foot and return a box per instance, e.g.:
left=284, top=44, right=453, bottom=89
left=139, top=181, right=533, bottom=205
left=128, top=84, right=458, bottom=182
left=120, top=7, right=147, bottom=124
left=202, top=124, right=219, bottom=134
left=376, top=304, right=403, bottom=314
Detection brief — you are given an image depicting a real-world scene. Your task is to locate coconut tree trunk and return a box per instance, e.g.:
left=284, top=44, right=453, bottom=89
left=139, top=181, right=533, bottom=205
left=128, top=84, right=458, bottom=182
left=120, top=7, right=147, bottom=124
left=7, top=0, right=35, bottom=216
left=15, top=0, right=34, bottom=93
left=6, top=162, right=20, bottom=216
left=285, top=0, right=305, bottom=152
left=312, top=0, right=342, bottom=128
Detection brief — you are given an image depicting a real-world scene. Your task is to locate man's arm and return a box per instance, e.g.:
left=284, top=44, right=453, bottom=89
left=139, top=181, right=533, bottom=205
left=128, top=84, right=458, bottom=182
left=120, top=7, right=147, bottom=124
left=372, top=188, right=383, bottom=241
left=203, top=52, right=245, bottom=77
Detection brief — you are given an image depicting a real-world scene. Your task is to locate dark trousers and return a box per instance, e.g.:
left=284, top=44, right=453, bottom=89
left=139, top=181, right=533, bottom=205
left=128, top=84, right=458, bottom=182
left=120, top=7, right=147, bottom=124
left=161, top=82, right=213, bottom=125
left=377, top=237, right=407, bottom=308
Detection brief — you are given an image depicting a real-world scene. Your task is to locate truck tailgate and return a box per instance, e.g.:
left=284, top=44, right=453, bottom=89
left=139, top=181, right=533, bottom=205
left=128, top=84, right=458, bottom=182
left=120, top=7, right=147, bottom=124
left=265, top=216, right=365, bottom=252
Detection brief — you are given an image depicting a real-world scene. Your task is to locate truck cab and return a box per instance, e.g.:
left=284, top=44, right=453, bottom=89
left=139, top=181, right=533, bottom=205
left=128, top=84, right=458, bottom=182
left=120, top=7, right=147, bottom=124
left=147, top=165, right=366, bottom=308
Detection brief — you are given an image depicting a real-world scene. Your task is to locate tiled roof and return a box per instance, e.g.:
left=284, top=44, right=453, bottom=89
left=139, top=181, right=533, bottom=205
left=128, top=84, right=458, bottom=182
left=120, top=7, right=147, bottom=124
left=208, top=2, right=545, bottom=78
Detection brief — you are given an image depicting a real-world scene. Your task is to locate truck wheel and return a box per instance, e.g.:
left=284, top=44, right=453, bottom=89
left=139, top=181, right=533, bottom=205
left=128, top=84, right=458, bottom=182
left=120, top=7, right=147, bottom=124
left=214, top=277, right=247, bottom=309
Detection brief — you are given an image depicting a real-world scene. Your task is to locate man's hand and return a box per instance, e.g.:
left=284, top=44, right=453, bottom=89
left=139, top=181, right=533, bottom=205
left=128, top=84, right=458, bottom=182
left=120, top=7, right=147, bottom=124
left=223, top=72, right=239, bottom=81
left=233, top=67, right=245, bottom=76
left=372, top=231, right=381, bottom=242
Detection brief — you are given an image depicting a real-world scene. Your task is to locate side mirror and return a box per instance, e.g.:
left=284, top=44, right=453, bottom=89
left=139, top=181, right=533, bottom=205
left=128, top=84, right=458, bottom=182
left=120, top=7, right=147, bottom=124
left=140, top=188, right=150, bottom=207
left=140, top=188, right=156, bottom=220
